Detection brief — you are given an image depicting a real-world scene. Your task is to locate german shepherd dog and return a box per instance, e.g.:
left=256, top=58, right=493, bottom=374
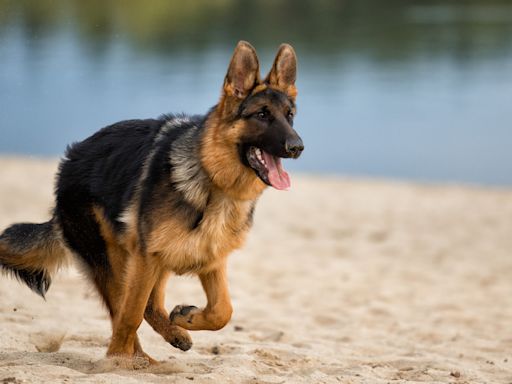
left=0, top=41, right=303, bottom=362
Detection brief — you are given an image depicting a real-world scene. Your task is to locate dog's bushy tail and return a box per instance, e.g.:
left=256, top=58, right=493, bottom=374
left=0, top=220, right=67, bottom=298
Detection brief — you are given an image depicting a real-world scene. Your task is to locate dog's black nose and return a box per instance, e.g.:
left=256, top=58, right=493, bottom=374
left=285, top=136, right=304, bottom=158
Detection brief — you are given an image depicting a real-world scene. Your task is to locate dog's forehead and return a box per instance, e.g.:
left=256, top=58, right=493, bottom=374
left=244, top=88, right=294, bottom=110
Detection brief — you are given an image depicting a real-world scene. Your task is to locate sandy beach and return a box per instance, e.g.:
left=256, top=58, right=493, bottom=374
left=0, top=156, right=511, bottom=384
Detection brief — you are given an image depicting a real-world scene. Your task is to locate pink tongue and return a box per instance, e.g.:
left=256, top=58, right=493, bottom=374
left=261, top=151, right=291, bottom=190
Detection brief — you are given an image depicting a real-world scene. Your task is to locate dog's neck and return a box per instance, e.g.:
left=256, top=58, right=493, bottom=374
left=166, top=112, right=264, bottom=214
left=199, top=110, right=266, bottom=202
left=167, top=119, right=211, bottom=211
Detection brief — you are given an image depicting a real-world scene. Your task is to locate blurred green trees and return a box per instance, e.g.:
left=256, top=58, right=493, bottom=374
left=1, top=0, right=511, bottom=60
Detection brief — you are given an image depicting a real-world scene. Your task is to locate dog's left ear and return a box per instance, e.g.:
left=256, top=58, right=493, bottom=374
left=224, top=41, right=260, bottom=99
left=265, top=43, right=297, bottom=99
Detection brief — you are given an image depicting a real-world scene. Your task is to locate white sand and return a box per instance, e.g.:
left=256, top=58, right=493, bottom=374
left=0, top=157, right=511, bottom=383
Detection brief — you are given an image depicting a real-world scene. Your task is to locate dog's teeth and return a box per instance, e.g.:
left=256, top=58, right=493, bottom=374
left=253, top=148, right=265, bottom=165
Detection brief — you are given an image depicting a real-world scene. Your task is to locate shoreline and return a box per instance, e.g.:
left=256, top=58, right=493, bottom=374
left=0, top=155, right=510, bottom=191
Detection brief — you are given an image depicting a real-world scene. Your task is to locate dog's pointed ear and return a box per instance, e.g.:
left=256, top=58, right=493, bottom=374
left=223, top=41, right=260, bottom=99
left=265, top=43, right=297, bottom=99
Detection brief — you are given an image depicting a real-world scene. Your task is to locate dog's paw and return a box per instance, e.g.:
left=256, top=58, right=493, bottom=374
left=169, top=329, right=193, bottom=352
left=170, top=305, right=200, bottom=326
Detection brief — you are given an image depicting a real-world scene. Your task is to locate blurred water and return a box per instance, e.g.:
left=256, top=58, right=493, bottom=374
left=1, top=0, right=511, bottom=185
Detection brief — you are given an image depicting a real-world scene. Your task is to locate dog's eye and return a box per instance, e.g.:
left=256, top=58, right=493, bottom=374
left=257, top=110, right=269, bottom=120
left=287, top=111, right=294, bottom=119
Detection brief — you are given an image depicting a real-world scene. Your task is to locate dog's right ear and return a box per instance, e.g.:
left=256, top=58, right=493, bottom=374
left=223, top=41, right=260, bottom=99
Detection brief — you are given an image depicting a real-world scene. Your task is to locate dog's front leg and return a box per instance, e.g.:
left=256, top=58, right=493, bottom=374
left=170, top=262, right=233, bottom=331
left=144, top=269, right=193, bottom=351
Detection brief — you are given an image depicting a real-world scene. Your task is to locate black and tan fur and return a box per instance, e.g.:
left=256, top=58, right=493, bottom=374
left=0, top=41, right=303, bottom=362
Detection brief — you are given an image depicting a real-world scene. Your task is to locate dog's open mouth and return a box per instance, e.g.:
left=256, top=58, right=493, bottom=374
left=246, top=146, right=291, bottom=190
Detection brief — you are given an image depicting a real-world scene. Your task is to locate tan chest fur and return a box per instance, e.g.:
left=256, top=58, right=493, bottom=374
left=147, top=191, right=254, bottom=275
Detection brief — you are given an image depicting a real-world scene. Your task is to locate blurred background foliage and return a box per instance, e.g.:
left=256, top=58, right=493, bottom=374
left=1, top=0, right=511, bottom=59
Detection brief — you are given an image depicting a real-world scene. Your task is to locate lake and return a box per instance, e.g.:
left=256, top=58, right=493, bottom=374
left=1, top=0, right=511, bottom=185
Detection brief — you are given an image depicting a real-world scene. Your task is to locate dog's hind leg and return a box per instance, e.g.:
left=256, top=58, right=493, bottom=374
left=90, top=207, right=156, bottom=363
left=93, top=270, right=157, bottom=364
left=144, top=270, right=193, bottom=351
left=106, top=254, right=158, bottom=358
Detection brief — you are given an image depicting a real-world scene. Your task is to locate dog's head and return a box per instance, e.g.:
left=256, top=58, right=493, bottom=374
left=202, top=42, right=303, bottom=199
left=212, top=41, right=304, bottom=192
